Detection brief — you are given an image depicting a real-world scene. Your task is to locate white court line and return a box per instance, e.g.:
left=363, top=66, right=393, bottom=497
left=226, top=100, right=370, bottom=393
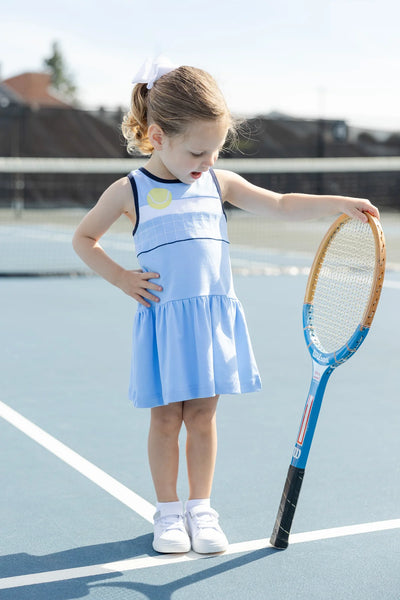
left=0, top=519, right=399, bottom=590
left=0, top=400, right=155, bottom=523
left=1, top=401, right=399, bottom=590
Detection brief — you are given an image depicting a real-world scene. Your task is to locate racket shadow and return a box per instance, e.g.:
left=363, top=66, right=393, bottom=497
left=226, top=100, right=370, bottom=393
left=89, top=545, right=277, bottom=599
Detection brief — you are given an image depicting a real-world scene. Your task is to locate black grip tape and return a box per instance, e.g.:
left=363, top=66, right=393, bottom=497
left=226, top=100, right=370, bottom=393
left=270, top=465, right=305, bottom=549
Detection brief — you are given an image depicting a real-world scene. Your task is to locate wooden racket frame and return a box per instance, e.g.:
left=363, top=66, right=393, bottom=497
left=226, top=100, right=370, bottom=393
left=304, top=213, right=386, bottom=329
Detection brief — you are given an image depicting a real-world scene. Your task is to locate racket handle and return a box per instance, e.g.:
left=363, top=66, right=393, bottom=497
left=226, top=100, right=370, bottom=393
left=270, top=465, right=305, bottom=549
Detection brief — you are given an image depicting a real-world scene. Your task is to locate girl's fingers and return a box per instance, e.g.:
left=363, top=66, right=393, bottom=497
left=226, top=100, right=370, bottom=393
left=366, top=206, right=380, bottom=219
left=135, top=295, right=151, bottom=308
left=127, top=270, right=163, bottom=304
left=146, top=281, right=163, bottom=291
left=138, top=272, right=163, bottom=291
left=344, top=200, right=380, bottom=223
left=138, top=281, right=162, bottom=293
left=142, top=290, right=160, bottom=302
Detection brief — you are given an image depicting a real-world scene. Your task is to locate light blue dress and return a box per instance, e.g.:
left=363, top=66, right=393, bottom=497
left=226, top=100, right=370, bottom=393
left=128, top=167, right=261, bottom=408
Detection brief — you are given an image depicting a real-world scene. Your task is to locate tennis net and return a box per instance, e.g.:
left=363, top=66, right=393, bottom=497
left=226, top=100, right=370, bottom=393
left=1, top=156, right=399, bottom=276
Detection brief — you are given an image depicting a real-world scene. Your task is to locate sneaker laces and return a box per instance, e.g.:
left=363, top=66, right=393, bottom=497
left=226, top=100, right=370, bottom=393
left=190, top=508, right=220, bottom=531
left=155, top=512, right=185, bottom=532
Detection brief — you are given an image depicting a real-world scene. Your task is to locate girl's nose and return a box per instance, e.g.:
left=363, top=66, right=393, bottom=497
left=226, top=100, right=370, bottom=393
left=202, top=152, right=218, bottom=169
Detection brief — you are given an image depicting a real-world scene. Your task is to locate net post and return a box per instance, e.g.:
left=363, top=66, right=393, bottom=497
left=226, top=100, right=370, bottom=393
left=12, top=172, right=25, bottom=218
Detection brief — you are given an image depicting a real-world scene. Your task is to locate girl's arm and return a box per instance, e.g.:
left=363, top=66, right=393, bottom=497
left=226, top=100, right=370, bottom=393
left=72, top=177, right=162, bottom=307
left=214, top=169, right=380, bottom=222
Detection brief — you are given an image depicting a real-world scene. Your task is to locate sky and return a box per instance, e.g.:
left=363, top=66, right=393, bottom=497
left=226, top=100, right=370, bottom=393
left=1, top=0, right=400, bottom=131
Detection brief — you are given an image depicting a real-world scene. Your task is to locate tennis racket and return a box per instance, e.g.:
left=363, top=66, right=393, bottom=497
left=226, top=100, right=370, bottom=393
left=270, top=213, right=386, bottom=549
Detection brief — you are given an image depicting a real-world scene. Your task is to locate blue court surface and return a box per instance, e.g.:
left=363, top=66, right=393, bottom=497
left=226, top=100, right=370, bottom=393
left=1, top=238, right=399, bottom=599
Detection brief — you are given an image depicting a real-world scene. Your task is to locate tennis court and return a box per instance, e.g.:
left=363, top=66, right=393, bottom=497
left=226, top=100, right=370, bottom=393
left=1, top=208, right=399, bottom=599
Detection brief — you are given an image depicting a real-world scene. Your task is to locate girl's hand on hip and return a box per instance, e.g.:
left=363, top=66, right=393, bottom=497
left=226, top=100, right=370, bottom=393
left=118, top=269, right=162, bottom=307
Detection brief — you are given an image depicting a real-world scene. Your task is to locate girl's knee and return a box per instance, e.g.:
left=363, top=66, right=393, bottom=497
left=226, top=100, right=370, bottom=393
left=150, top=403, right=183, bottom=436
left=183, top=396, right=218, bottom=432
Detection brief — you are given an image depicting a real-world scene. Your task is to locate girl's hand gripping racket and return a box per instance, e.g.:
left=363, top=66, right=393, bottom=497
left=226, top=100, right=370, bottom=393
left=270, top=213, right=386, bottom=549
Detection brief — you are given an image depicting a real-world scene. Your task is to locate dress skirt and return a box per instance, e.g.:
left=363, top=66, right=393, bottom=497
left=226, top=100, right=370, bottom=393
left=129, top=294, right=261, bottom=408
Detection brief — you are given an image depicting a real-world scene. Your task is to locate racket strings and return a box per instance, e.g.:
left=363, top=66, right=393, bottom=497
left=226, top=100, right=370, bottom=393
left=311, top=220, right=375, bottom=353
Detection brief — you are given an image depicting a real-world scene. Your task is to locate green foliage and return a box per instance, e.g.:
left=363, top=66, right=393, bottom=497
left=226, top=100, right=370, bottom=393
left=43, top=41, right=77, bottom=101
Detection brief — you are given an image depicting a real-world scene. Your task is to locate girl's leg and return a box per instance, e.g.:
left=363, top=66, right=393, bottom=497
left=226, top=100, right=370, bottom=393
left=148, top=402, right=184, bottom=502
left=149, top=402, right=190, bottom=553
left=183, top=395, right=228, bottom=553
left=183, top=395, right=219, bottom=500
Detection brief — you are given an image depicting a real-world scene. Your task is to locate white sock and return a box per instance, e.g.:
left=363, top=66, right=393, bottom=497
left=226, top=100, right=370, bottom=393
left=186, top=498, right=211, bottom=512
left=156, top=500, right=183, bottom=516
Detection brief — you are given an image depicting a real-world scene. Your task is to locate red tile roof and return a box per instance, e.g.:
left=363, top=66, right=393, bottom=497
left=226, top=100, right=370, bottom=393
left=2, top=72, right=71, bottom=108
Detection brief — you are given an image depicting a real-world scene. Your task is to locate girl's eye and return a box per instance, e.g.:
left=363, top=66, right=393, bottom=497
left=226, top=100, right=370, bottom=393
left=190, top=152, right=203, bottom=157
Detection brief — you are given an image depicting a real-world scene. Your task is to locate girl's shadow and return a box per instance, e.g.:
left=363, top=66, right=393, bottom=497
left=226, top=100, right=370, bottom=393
left=0, top=536, right=277, bottom=599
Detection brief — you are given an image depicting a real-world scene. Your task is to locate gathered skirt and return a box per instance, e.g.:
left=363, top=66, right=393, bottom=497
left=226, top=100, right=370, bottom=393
left=129, top=295, right=261, bottom=408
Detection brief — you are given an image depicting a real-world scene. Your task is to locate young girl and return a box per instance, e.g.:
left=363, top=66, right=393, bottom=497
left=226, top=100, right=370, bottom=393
left=72, top=57, right=379, bottom=555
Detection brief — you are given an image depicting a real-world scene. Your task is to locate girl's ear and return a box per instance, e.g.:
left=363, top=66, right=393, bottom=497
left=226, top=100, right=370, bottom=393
left=148, top=123, right=165, bottom=151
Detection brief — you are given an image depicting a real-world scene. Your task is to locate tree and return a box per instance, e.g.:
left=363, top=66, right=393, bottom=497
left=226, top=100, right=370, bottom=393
left=43, top=41, right=77, bottom=102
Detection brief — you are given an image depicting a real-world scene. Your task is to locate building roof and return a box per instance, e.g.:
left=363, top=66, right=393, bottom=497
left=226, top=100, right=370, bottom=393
left=2, top=72, right=71, bottom=109
left=0, top=82, right=22, bottom=107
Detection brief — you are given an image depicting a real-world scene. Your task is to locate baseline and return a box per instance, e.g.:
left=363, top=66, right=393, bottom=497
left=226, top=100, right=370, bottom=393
left=0, top=518, right=399, bottom=590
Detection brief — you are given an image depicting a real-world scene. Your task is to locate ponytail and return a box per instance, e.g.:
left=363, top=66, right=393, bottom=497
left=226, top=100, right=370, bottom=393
left=121, top=83, right=154, bottom=155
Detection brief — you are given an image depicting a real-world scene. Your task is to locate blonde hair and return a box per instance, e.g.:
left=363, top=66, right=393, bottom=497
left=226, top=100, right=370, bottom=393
left=121, top=66, right=234, bottom=156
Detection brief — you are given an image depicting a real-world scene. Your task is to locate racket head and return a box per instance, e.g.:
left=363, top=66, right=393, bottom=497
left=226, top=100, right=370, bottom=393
left=303, top=213, right=386, bottom=366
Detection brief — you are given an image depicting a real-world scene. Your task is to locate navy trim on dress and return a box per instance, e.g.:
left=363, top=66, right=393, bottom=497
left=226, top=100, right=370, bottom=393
left=127, top=172, right=140, bottom=237
left=209, top=168, right=227, bottom=220
left=137, top=237, right=230, bottom=258
left=139, top=167, right=181, bottom=184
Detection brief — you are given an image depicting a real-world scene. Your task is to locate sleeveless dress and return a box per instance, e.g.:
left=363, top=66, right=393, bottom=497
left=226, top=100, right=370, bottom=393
left=128, top=167, right=261, bottom=408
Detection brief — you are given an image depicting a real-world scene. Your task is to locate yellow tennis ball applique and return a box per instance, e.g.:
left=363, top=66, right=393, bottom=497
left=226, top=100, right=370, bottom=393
left=147, top=188, right=172, bottom=209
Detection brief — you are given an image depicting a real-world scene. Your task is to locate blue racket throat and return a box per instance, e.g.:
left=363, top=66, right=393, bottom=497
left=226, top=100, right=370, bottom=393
left=303, top=303, right=370, bottom=368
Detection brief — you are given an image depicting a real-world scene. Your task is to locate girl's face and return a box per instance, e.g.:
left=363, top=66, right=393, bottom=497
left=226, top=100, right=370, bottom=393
left=153, top=118, right=229, bottom=184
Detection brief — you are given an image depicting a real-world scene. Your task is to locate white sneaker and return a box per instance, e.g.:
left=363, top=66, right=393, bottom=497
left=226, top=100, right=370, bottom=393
left=185, top=506, right=228, bottom=554
left=152, top=511, right=191, bottom=553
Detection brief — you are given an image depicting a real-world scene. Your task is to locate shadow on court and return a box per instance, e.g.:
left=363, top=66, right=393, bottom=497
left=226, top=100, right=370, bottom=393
left=0, top=544, right=277, bottom=599
left=0, top=535, right=153, bottom=578
left=90, top=547, right=277, bottom=599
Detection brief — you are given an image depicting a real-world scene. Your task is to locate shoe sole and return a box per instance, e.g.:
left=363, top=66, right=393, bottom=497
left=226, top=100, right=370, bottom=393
left=190, top=539, right=228, bottom=554
left=152, top=540, right=191, bottom=554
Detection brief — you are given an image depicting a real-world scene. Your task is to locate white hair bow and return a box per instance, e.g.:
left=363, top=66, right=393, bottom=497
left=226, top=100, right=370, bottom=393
left=131, top=56, right=177, bottom=90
